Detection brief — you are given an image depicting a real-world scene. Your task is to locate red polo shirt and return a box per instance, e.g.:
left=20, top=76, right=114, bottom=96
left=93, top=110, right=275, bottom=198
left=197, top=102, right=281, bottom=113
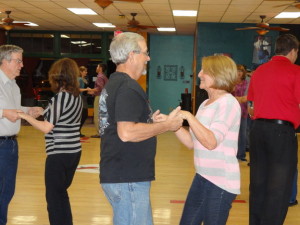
left=248, top=56, right=300, bottom=129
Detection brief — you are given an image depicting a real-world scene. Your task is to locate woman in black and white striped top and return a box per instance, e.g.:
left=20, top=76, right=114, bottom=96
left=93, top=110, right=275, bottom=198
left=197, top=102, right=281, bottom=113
left=18, top=58, right=82, bottom=225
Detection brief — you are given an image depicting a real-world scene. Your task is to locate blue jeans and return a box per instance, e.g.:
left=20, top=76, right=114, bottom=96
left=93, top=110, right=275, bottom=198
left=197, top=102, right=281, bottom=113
left=237, top=117, right=247, bottom=159
left=101, top=182, right=153, bottom=225
left=290, top=169, right=298, bottom=203
left=180, top=174, right=236, bottom=225
left=0, top=139, right=18, bottom=225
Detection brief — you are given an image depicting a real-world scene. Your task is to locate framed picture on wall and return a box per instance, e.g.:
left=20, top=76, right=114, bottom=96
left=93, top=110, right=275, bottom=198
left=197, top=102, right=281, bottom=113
left=164, top=65, right=178, bottom=81
left=252, top=35, right=271, bottom=66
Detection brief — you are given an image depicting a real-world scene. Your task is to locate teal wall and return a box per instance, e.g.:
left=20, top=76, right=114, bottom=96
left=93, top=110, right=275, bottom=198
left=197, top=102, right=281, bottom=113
left=148, top=35, right=194, bottom=114
left=196, top=22, right=279, bottom=79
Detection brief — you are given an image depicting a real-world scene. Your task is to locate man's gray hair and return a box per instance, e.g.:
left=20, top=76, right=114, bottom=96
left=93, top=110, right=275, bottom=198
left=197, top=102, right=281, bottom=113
left=0, top=45, right=23, bottom=66
left=109, top=32, right=145, bottom=65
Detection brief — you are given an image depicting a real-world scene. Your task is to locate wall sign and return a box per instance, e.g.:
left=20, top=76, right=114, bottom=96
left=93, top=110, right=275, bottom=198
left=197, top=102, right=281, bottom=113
left=164, top=65, right=178, bottom=81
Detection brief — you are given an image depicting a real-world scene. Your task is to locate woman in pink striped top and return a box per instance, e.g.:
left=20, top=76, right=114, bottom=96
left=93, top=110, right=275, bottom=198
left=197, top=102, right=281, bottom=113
left=175, top=55, right=241, bottom=225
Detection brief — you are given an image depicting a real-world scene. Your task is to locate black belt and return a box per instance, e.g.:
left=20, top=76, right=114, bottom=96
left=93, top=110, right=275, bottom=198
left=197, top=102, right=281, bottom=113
left=0, top=135, right=17, bottom=140
left=256, top=118, right=294, bottom=128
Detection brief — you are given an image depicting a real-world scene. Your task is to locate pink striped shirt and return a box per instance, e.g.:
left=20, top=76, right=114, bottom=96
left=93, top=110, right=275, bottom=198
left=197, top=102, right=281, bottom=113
left=191, top=93, right=241, bottom=194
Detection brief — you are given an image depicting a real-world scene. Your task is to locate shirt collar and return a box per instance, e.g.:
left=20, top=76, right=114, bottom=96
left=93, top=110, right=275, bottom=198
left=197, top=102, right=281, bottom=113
left=0, top=69, right=11, bottom=84
left=272, top=55, right=291, bottom=63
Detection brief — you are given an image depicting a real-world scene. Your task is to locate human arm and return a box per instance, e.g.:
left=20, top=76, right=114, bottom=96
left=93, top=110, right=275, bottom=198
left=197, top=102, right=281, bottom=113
left=180, top=110, right=217, bottom=150
left=1, top=106, right=43, bottom=122
left=117, top=106, right=183, bottom=142
left=88, top=75, right=106, bottom=95
left=17, top=111, right=54, bottom=134
left=80, top=87, right=90, bottom=93
left=235, top=95, right=247, bottom=104
left=248, top=101, right=254, bottom=118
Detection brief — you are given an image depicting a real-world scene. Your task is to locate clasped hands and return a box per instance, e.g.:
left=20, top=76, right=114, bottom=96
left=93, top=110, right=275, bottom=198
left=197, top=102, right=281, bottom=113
left=3, top=107, right=43, bottom=122
left=152, top=106, right=191, bottom=131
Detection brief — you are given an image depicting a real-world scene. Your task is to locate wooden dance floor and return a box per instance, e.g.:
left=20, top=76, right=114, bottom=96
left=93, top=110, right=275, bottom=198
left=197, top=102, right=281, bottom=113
left=7, top=125, right=300, bottom=225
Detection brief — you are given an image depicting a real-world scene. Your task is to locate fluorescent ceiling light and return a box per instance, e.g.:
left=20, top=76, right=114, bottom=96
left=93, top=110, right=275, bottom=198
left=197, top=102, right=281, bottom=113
left=173, top=10, right=197, bottom=17
left=79, top=43, right=94, bottom=47
left=71, top=41, right=87, bottom=44
left=157, top=27, right=176, bottom=32
left=275, top=12, right=300, bottom=18
left=93, top=23, right=116, bottom=28
left=60, top=34, right=70, bottom=38
left=68, top=8, right=97, bottom=15
left=14, top=21, right=38, bottom=26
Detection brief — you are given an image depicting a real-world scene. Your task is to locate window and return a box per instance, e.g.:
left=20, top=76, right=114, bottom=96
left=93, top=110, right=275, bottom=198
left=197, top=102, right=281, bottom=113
left=60, top=33, right=102, bottom=54
left=9, top=33, right=54, bottom=53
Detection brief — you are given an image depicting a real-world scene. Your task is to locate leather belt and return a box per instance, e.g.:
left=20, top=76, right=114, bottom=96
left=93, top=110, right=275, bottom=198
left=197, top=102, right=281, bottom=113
left=0, top=135, right=17, bottom=140
left=256, top=118, right=294, bottom=128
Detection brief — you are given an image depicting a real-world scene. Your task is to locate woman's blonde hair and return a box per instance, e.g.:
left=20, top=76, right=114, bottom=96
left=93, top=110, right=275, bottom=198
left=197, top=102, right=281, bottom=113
left=79, top=66, right=87, bottom=72
left=48, top=58, right=80, bottom=96
left=201, top=55, right=238, bottom=93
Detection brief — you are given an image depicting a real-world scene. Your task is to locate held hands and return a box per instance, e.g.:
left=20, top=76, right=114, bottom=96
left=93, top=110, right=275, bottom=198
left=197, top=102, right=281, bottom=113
left=28, top=107, right=44, bottom=118
left=152, top=110, right=168, bottom=123
left=166, top=106, right=184, bottom=131
left=3, top=109, right=20, bottom=122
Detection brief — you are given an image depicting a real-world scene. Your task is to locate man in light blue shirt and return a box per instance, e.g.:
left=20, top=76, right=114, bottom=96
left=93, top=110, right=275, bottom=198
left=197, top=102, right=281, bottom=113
left=0, top=44, right=43, bottom=225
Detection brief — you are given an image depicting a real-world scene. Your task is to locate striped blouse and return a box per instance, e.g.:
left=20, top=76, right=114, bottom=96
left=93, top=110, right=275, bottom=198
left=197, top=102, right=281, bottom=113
left=44, top=92, right=82, bottom=155
left=191, top=93, right=241, bottom=194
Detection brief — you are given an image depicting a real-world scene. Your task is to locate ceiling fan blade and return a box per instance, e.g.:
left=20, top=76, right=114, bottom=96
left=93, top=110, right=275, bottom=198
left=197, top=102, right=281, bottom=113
left=137, top=25, right=157, bottom=29
left=113, top=0, right=143, bottom=2
left=235, top=27, right=261, bottom=30
left=267, top=26, right=290, bottom=31
left=256, top=23, right=270, bottom=29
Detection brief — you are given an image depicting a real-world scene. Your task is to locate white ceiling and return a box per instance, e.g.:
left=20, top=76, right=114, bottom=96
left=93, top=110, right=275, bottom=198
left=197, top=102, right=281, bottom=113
left=1, top=0, right=300, bottom=35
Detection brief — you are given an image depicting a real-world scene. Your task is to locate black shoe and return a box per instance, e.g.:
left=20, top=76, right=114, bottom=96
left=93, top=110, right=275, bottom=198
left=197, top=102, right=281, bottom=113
left=289, top=200, right=298, bottom=207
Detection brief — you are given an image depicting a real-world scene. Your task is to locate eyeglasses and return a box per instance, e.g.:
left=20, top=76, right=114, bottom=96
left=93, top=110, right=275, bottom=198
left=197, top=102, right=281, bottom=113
left=10, top=58, right=23, bottom=64
left=133, top=50, right=149, bottom=56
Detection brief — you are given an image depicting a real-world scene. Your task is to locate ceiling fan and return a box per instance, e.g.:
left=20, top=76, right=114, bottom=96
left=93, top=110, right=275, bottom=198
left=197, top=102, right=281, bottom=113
left=0, top=11, right=30, bottom=31
left=126, top=13, right=157, bottom=32
left=95, top=0, right=143, bottom=9
left=235, top=15, right=290, bottom=35
left=273, top=0, right=300, bottom=9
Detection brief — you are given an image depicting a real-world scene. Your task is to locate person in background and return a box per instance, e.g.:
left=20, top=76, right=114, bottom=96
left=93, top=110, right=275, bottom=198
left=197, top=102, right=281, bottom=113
left=0, top=44, right=43, bottom=225
left=18, top=58, right=83, bottom=225
left=170, top=55, right=241, bottom=225
left=88, top=63, right=108, bottom=138
left=99, top=32, right=183, bottom=225
left=232, top=64, right=248, bottom=161
left=78, top=66, right=90, bottom=137
left=247, top=33, right=300, bottom=225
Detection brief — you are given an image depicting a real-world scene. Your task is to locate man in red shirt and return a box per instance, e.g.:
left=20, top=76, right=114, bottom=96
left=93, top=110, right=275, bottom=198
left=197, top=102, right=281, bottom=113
left=247, top=34, right=300, bottom=225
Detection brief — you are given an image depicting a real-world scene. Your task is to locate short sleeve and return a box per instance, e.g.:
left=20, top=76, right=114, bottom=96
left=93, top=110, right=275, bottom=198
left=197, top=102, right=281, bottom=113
left=44, top=93, right=64, bottom=126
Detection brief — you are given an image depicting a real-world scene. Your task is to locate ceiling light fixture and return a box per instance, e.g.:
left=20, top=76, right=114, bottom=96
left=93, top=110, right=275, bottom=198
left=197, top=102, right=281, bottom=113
left=93, top=23, right=116, bottom=28
left=67, top=8, right=97, bottom=15
left=14, top=21, right=38, bottom=26
left=173, top=10, right=197, bottom=17
left=275, top=12, right=300, bottom=18
left=157, top=27, right=176, bottom=32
